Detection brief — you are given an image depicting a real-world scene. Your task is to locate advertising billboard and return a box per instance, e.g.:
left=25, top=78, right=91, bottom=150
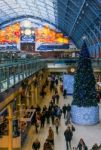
left=35, top=25, right=69, bottom=51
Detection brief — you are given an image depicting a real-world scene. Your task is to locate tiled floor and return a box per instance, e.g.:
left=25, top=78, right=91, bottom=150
left=22, top=87, right=101, bottom=150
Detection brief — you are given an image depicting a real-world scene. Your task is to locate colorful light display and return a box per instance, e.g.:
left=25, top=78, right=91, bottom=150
left=0, top=23, right=20, bottom=44
left=35, top=25, right=69, bottom=44
left=0, top=22, right=69, bottom=47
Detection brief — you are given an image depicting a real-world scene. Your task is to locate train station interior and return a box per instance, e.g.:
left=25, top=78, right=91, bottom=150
left=0, top=0, right=101, bottom=150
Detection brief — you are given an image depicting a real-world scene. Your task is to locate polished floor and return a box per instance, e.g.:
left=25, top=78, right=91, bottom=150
left=22, top=87, right=101, bottom=150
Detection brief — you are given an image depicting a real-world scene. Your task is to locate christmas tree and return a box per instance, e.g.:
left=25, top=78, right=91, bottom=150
left=72, top=42, right=98, bottom=107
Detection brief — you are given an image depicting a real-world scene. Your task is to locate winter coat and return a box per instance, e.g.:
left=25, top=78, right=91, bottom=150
left=43, top=142, right=53, bottom=150
left=67, top=105, right=71, bottom=112
left=77, top=143, right=88, bottom=150
left=62, top=106, right=67, bottom=113
left=47, top=129, right=54, bottom=140
left=32, top=141, right=40, bottom=150
left=64, top=128, right=73, bottom=142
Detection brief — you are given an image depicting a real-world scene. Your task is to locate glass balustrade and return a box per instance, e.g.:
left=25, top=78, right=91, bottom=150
left=0, top=58, right=46, bottom=93
left=0, top=57, right=101, bottom=93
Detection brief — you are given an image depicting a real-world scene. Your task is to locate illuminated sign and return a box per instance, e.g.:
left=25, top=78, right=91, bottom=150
left=0, top=23, right=20, bottom=44
left=21, top=35, right=35, bottom=43
left=35, top=25, right=69, bottom=44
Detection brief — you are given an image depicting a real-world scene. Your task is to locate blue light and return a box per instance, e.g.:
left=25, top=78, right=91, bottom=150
left=71, top=105, right=99, bottom=125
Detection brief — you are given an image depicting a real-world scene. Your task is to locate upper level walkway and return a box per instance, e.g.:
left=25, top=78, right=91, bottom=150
left=0, top=58, right=47, bottom=93
left=0, top=57, right=101, bottom=93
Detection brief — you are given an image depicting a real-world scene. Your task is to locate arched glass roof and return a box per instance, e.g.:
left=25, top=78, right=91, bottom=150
left=0, top=0, right=101, bottom=48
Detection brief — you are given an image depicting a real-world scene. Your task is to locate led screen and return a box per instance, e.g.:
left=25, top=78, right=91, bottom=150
left=63, top=74, right=74, bottom=95
left=35, top=25, right=70, bottom=51
left=0, top=23, right=20, bottom=44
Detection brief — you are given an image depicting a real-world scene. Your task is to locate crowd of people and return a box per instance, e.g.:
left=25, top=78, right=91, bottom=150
left=31, top=75, right=101, bottom=150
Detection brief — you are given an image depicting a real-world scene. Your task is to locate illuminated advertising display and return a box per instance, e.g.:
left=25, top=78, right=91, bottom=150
left=63, top=74, right=74, bottom=95
left=35, top=25, right=69, bottom=51
left=0, top=21, right=71, bottom=51
left=0, top=23, right=20, bottom=49
left=20, top=33, right=35, bottom=43
left=0, top=23, right=20, bottom=44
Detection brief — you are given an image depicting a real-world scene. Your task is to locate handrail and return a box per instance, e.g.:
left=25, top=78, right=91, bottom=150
left=0, top=57, right=101, bottom=94
left=0, top=59, right=47, bottom=93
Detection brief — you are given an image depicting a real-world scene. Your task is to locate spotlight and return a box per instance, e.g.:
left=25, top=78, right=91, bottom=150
left=31, top=30, right=35, bottom=34
left=21, top=30, right=24, bottom=34
left=71, top=68, right=75, bottom=73
left=21, top=20, right=32, bottom=28
left=24, top=29, right=31, bottom=36
left=82, top=36, right=87, bottom=40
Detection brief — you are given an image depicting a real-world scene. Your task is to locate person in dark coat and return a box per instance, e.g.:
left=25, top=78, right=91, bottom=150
left=43, top=139, right=53, bottom=150
left=45, top=109, right=50, bottom=124
left=40, top=112, right=45, bottom=128
left=55, top=78, right=58, bottom=86
left=63, top=89, right=67, bottom=99
left=77, top=138, right=88, bottom=150
left=66, top=104, right=71, bottom=124
left=64, top=126, right=73, bottom=150
left=51, top=108, right=55, bottom=125
left=32, top=138, right=40, bottom=150
left=43, top=105, right=47, bottom=112
left=67, top=104, right=71, bottom=112
left=62, top=104, right=67, bottom=118
left=36, top=105, right=41, bottom=112
left=92, top=143, right=99, bottom=150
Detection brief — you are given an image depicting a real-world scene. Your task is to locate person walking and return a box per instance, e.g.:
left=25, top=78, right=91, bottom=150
left=67, top=122, right=75, bottom=133
left=35, top=119, right=40, bottom=133
left=77, top=138, right=88, bottom=150
left=47, top=127, right=54, bottom=146
left=66, top=104, right=71, bottom=124
left=52, top=94, right=56, bottom=104
left=32, top=138, right=40, bottom=150
left=67, top=104, right=71, bottom=113
left=54, top=117, right=60, bottom=134
left=45, top=108, right=50, bottom=124
left=62, top=104, right=67, bottom=118
left=92, top=143, right=99, bottom=150
left=56, top=106, right=62, bottom=120
left=51, top=108, right=55, bottom=125
left=63, top=89, right=67, bottom=99
left=64, top=126, right=73, bottom=150
left=55, top=93, right=60, bottom=104
left=40, top=112, right=45, bottom=128
left=43, top=139, right=53, bottom=150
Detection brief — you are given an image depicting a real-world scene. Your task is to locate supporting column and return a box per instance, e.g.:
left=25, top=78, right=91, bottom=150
left=18, top=94, right=21, bottom=106
left=18, top=94, right=23, bottom=117
left=31, top=84, right=34, bottom=106
left=8, top=104, right=13, bottom=150
left=35, top=87, right=38, bottom=106
left=26, top=90, right=30, bottom=107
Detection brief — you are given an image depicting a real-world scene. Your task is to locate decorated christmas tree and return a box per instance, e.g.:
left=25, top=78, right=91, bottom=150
left=72, top=42, right=98, bottom=107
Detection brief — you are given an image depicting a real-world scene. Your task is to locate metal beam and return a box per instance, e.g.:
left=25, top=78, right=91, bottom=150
left=89, top=4, right=101, bottom=21
left=69, top=0, right=86, bottom=36
left=72, top=23, right=96, bottom=47
left=0, top=15, right=57, bottom=28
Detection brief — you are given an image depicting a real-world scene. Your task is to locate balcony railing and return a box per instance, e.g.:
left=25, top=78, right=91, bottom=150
left=0, top=58, right=46, bottom=93
left=0, top=57, right=101, bottom=93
